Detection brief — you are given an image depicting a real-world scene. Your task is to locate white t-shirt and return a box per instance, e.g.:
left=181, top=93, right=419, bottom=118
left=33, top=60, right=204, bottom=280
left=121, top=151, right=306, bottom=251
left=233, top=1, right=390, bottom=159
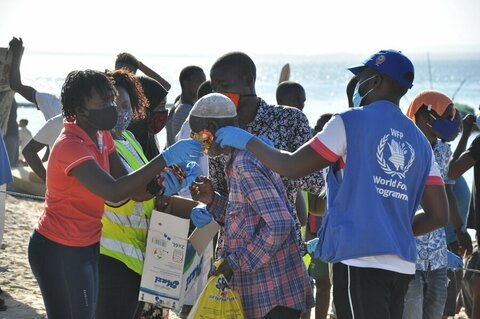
left=35, top=92, right=62, bottom=121
left=175, top=120, right=209, bottom=198
left=33, top=114, right=63, bottom=149
left=310, top=115, right=443, bottom=274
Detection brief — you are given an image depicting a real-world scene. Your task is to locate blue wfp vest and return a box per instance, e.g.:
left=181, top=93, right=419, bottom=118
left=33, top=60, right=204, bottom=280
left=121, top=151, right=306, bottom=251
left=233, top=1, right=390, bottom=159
left=316, top=101, right=432, bottom=263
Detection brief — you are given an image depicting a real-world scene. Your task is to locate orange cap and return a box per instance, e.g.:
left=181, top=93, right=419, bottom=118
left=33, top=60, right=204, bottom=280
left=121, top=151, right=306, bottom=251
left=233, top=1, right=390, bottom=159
left=406, top=89, right=455, bottom=122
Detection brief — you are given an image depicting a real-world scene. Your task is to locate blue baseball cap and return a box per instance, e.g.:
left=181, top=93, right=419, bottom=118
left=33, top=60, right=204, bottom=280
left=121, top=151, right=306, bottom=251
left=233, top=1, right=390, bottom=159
left=348, top=50, right=414, bottom=89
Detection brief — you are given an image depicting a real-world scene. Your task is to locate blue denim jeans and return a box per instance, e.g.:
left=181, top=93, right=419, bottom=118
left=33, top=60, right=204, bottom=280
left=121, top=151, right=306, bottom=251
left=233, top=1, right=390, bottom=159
left=402, top=268, right=448, bottom=319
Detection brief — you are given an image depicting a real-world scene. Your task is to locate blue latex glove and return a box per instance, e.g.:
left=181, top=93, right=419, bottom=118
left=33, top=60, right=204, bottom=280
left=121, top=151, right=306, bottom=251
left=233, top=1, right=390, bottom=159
left=306, top=238, right=319, bottom=255
left=161, top=139, right=203, bottom=166
left=162, top=162, right=201, bottom=195
left=447, top=250, right=464, bottom=269
left=258, top=135, right=274, bottom=147
left=215, top=126, right=254, bottom=151
left=191, top=205, right=213, bottom=228
left=163, top=171, right=182, bottom=196
left=177, top=161, right=201, bottom=189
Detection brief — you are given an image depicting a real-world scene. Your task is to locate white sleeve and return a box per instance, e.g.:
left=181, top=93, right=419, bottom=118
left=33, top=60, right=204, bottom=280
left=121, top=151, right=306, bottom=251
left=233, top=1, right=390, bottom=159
left=426, top=149, right=444, bottom=186
left=34, top=92, right=62, bottom=120
left=33, top=115, right=64, bottom=148
left=308, top=115, right=346, bottom=162
left=175, top=120, right=191, bottom=142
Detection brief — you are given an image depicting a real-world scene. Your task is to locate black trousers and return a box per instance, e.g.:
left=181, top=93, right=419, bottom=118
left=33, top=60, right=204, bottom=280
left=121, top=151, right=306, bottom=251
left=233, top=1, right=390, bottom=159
left=263, top=305, right=301, bottom=319
left=333, top=263, right=413, bottom=319
left=96, top=254, right=144, bottom=319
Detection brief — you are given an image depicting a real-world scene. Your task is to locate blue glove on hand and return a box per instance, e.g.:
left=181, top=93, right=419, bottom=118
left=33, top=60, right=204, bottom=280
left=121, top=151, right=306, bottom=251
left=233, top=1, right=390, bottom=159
left=215, top=126, right=254, bottom=151
left=162, top=162, right=201, bottom=195
left=447, top=250, right=464, bottom=269
left=191, top=205, right=213, bottom=228
left=182, top=161, right=201, bottom=187
left=161, top=139, right=203, bottom=166
left=306, top=238, right=319, bottom=255
left=163, top=171, right=182, bottom=196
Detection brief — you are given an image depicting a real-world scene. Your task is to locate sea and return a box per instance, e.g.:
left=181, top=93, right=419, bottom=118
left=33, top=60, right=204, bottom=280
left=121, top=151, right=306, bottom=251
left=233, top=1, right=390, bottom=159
left=13, top=52, right=480, bottom=186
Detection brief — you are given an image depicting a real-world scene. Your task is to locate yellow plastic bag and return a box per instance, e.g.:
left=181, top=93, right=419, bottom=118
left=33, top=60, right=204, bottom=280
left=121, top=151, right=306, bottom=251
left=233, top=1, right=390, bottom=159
left=187, top=274, right=245, bottom=319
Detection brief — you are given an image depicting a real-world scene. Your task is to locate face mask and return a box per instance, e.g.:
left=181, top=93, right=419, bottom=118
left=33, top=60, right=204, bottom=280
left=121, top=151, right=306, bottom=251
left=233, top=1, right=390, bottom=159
left=86, top=104, right=118, bottom=131
left=190, top=129, right=214, bottom=155
left=114, top=109, right=133, bottom=131
left=352, top=75, right=376, bottom=108
left=222, top=92, right=257, bottom=108
left=148, top=110, right=168, bottom=134
left=429, top=114, right=461, bottom=141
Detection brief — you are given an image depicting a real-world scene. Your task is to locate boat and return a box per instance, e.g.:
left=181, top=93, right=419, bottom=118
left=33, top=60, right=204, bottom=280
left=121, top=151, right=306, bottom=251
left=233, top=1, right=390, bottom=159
left=10, top=165, right=45, bottom=197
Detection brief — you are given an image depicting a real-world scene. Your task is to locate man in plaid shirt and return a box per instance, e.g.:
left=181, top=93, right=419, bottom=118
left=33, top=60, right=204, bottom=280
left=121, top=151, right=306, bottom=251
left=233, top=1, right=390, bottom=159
left=189, top=93, right=313, bottom=319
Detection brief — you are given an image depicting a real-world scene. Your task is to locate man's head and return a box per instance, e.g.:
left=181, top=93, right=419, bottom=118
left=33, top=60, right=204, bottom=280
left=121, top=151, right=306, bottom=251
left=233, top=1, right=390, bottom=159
left=19, top=119, right=28, bottom=128
left=138, top=76, right=169, bottom=134
left=406, top=89, right=459, bottom=142
left=276, top=81, right=306, bottom=111
left=115, top=52, right=140, bottom=74
left=313, top=113, right=333, bottom=134
left=179, top=66, right=206, bottom=102
left=347, top=50, right=414, bottom=107
left=197, top=80, right=213, bottom=100
left=210, top=52, right=257, bottom=109
left=189, top=93, right=238, bottom=157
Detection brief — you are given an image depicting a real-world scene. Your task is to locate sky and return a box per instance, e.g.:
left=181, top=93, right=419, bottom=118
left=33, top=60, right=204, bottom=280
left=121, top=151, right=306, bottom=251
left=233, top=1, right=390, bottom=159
left=0, top=0, right=479, bottom=57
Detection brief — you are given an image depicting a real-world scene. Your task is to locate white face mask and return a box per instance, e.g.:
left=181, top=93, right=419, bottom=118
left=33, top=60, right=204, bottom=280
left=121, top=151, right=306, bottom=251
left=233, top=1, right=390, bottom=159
left=351, top=75, right=376, bottom=108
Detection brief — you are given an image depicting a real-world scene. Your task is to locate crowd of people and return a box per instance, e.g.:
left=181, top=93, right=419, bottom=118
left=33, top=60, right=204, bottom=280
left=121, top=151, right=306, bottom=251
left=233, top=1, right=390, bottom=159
left=1, top=36, right=479, bottom=319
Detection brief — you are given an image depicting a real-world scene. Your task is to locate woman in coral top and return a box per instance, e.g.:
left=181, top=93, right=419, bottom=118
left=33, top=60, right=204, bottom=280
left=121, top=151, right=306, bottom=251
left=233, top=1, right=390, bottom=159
left=27, top=69, right=202, bottom=319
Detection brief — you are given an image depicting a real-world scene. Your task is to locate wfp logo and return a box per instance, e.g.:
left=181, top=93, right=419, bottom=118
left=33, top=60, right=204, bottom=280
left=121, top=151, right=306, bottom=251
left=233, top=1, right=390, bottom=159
left=376, top=130, right=415, bottom=179
left=154, top=277, right=179, bottom=289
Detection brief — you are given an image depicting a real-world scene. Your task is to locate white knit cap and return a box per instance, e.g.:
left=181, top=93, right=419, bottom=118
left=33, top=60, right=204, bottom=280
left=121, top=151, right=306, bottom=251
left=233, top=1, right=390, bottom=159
left=189, top=93, right=237, bottom=118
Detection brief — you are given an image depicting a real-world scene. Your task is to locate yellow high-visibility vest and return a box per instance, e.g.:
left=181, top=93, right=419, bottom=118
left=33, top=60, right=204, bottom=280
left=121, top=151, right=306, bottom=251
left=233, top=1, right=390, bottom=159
left=100, top=130, right=155, bottom=275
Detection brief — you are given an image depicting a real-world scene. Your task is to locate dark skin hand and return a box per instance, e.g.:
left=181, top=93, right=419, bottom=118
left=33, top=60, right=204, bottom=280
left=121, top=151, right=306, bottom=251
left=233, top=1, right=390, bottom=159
left=210, top=258, right=234, bottom=282
left=190, top=175, right=214, bottom=206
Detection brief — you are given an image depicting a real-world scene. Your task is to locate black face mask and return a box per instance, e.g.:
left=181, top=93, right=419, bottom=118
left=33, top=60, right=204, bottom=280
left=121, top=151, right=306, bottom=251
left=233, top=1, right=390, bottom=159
left=85, top=104, right=118, bottom=131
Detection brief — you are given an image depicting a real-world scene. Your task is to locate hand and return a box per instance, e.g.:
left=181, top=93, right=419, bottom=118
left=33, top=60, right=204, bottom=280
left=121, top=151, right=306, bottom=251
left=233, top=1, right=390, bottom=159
left=161, top=139, right=203, bottom=166
left=8, top=37, right=23, bottom=54
left=456, top=229, right=473, bottom=258
left=464, top=114, right=476, bottom=134
left=191, top=205, right=213, bottom=228
left=306, top=238, right=319, bottom=255
left=258, top=135, right=274, bottom=147
left=190, top=176, right=214, bottom=205
left=447, top=250, right=464, bottom=269
left=210, top=258, right=234, bottom=281
left=177, top=161, right=201, bottom=189
left=215, top=126, right=254, bottom=151
left=163, top=170, right=182, bottom=196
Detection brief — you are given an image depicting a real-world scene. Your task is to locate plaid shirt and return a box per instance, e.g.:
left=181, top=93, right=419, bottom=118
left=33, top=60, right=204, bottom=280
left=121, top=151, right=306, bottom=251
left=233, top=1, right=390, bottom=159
left=209, top=98, right=325, bottom=254
left=210, top=150, right=314, bottom=319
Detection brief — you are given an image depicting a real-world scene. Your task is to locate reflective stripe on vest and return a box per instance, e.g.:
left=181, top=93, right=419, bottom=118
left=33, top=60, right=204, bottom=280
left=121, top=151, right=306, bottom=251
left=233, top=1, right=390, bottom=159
left=101, top=130, right=155, bottom=275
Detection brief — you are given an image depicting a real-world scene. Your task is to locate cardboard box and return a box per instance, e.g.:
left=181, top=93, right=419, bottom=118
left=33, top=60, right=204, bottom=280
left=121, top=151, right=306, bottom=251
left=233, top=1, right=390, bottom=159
left=139, top=196, right=220, bottom=311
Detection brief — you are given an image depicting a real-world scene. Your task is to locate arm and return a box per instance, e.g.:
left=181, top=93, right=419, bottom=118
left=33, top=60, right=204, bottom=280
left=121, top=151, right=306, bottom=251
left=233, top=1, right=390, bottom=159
left=226, top=158, right=294, bottom=273
left=8, top=37, right=36, bottom=103
left=138, top=60, right=171, bottom=91
left=413, top=185, right=449, bottom=236
left=452, top=114, right=475, bottom=161
left=308, top=190, right=327, bottom=216
left=22, top=139, right=47, bottom=181
left=295, top=191, right=307, bottom=226
left=70, top=138, right=202, bottom=203
left=247, top=138, right=331, bottom=179
left=448, top=116, right=476, bottom=179
left=447, top=184, right=472, bottom=256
